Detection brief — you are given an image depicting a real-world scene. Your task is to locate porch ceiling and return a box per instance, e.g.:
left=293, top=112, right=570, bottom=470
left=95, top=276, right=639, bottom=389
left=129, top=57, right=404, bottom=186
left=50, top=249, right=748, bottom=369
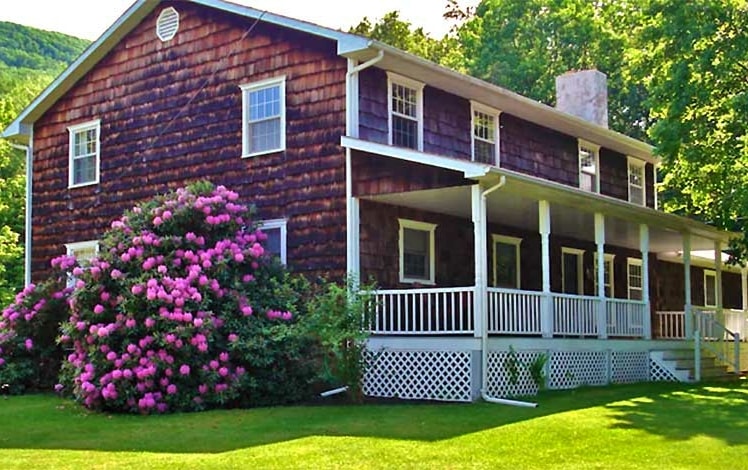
left=363, top=185, right=718, bottom=253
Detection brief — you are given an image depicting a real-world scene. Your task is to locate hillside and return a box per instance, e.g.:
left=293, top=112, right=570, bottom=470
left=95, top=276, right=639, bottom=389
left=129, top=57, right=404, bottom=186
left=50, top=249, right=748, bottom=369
left=0, top=21, right=89, bottom=73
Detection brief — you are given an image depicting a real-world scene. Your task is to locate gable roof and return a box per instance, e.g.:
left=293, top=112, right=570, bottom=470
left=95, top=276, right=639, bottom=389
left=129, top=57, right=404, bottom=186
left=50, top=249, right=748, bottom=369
left=3, top=0, right=655, bottom=164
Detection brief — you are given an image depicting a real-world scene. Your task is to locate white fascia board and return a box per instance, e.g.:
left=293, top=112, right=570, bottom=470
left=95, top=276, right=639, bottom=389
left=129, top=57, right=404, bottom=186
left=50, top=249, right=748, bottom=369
left=341, top=136, right=491, bottom=179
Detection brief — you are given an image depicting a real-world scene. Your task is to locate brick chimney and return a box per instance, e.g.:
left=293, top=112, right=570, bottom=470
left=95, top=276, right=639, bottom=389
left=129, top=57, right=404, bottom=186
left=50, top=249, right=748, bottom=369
left=555, top=70, right=608, bottom=128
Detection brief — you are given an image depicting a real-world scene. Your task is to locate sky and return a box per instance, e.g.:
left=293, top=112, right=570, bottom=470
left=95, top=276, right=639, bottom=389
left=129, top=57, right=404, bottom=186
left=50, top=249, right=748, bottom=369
left=0, top=0, right=477, bottom=40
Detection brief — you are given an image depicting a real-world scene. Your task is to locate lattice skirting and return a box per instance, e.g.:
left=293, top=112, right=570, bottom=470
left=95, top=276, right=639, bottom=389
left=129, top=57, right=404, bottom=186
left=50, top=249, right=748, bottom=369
left=649, top=358, right=680, bottom=381
left=363, top=349, right=472, bottom=402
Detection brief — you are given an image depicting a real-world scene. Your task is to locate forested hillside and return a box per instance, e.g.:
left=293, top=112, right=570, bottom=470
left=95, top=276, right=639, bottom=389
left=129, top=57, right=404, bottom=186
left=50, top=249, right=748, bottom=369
left=0, top=22, right=89, bottom=304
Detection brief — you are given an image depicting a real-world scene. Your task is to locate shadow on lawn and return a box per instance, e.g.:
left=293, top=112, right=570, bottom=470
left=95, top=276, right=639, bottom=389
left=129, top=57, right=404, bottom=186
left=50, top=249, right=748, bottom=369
left=606, top=380, right=748, bottom=445
left=0, top=381, right=744, bottom=453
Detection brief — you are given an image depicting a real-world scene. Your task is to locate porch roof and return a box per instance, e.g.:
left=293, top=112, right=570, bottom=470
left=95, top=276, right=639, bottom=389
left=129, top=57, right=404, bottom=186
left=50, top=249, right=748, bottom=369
left=343, top=137, right=735, bottom=253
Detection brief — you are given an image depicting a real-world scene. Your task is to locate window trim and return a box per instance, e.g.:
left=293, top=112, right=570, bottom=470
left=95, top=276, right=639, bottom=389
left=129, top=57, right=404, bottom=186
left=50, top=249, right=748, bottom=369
left=240, top=76, right=286, bottom=158
left=627, top=156, right=646, bottom=206
left=492, top=234, right=521, bottom=289
left=471, top=101, right=501, bottom=165
left=561, top=247, right=585, bottom=295
left=398, top=218, right=436, bottom=285
left=627, top=257, right=643, bottom=300
left=65, top=240, right=100, bottom=287
left=593, top=253, right=616, bottom=298
left=67, top=119, right=101, bottom=188
left=578, top=139, right=600, bottom=193
left=703, top=269, right=717, bottom=307
left=258, top=218, right=287, bottom=265
left=387, top=71, right=424, bottom=151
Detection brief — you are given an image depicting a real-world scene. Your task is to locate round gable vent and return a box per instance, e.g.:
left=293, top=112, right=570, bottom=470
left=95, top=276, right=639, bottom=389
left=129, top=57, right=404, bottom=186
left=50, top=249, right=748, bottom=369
left=156, top=7, right=180, bottom=42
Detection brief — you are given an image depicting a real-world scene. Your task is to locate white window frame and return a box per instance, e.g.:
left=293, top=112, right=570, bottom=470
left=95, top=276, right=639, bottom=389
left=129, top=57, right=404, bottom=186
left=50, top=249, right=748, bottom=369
left=240, top=76, right=286, bottom=158
left=68, top=119, right=101, bottom=188
left=703, top=269, right=717, bottom=307
left=578, top=139, right=600, bottom=193
left=492, top=234, right=521, bottom=289
left=471, top=101, right=501, bottom=165
left=398, top=218, right=436, bottom=285
left=627, top=257, right=643, bottom=300
left=387, top=72, right=424, bottom=151
left=65, top=240, right=100, bottom=287
left=593, top=253, right=616, bottom=298
left=258, top=218, right=287, bottom=265
left=561, top=247, right=585, bottom=295
left=627, top=156, right=646, bottom=206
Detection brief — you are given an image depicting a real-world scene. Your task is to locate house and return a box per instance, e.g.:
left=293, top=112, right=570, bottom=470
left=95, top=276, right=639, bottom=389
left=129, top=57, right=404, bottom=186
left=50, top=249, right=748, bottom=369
left=3, top=0, right=746, bottom=402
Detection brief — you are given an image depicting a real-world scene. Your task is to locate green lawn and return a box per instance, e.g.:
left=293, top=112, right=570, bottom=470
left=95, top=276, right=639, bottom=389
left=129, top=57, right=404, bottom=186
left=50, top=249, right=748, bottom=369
left=1, top=381, right=748, bottom=469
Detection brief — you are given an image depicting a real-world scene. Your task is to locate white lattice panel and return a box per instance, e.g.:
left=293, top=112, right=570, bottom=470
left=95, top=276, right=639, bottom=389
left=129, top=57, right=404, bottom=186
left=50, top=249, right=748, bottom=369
left=649, top=358, right=679, bottom=382
left=485, top=350, right=546, bottom=397
left=611, top=351, right=649, bottom=384
left=363, top=349, right=472, bottom=402
left=548, top=351, right=608, bottom=389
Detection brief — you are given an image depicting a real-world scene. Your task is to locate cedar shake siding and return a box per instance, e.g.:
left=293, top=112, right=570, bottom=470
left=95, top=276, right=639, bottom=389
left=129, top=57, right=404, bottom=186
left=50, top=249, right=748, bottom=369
left=654, top=260, right=742, bottom=311
left=358, top=67, right=655, bottom=208
left=31, top=2, right=347, bottom=280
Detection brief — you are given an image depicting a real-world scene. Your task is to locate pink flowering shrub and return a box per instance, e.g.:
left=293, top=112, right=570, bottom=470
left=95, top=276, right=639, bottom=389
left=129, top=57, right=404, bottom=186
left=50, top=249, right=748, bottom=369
left=0, top=265, right=72, bottom=394
left=57, top=181, right=316, bottom=413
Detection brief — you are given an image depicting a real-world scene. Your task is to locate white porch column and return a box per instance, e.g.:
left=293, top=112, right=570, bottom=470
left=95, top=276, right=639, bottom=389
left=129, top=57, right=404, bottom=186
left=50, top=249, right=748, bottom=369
left=683, top=233, right=693, bottom=338
left=539, top=200, right=553, bottom=338
left=472, top=184, right=486, bottom=338
left=595, top=213, right=607, bottom=339
left=715, top=240, right=724, bottom=325
left=741, top=268, right=748, bottom=312
left=640, top=224, right=652, bottom=339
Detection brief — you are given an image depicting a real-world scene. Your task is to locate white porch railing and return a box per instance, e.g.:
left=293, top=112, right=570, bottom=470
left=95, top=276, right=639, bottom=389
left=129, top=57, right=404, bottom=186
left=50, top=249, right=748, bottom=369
left=606, top=299, right=646, bottom=338
left=371, top=287, right=475, bottom=335
left=552, top=293, right=599, bottom=336
left=655, top=311, right=687, bottom=339
left=487, top=287, right=543, bottom=335
left=655, top=308, right=748, bottom=340
left=693, top=308, right=741, bottom=378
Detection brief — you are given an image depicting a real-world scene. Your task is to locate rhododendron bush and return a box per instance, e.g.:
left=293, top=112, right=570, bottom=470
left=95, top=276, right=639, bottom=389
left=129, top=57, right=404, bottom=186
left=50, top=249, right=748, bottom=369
left=4, top=181, right=319, bottom=412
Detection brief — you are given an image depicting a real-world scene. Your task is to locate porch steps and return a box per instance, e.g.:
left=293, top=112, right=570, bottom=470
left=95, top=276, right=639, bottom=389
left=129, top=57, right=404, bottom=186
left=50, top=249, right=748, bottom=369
left=650, top=349, right=732, bottom=382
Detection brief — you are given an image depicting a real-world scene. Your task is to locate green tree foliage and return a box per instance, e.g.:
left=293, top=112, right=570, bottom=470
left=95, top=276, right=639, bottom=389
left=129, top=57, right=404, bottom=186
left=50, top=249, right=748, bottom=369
left=630, top=0, right=748, bottom=252
left=0, top=22, right=89, bottom=71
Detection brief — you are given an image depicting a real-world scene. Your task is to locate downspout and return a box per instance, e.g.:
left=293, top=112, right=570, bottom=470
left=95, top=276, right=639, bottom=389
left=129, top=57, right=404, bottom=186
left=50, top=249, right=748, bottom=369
left=10, top=140, right=32, bottom=287
left=345, top=50, right=384, bottom=278
left=479, top=176, right=538, bottom=407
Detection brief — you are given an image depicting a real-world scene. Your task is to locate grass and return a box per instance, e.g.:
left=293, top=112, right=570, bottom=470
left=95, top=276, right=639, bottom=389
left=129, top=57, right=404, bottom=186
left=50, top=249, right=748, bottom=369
left=2, top=381, right=748, bottom=469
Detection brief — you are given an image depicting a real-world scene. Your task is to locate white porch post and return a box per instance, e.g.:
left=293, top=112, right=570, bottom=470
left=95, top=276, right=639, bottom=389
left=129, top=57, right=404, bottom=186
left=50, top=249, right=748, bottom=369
left=539, top=200, right=552, bottom=338
left=595, top=213, right=607, bottom=339
left=472, top=184, right=486, bottom=338
left=741, top=268, right=748, bottom=312
left=640, top=224, right=652, bottom=339
left=715, top=240, right=724, bottom=325
left=683, top=233, right=693, bottom=338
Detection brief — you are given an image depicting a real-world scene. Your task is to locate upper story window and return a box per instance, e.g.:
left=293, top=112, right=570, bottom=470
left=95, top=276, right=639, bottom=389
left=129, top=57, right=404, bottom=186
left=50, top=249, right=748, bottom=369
left=68, top=120, right=100, bottom=188
left=471, top=102, right=501, bottom=165
left=259, top=218, right=287, bottom=264
left=627, top=258, right=643, bottom=300
left=627, top=157, right=646, bottom=206
left=398, top=218, right=436, bottom=285
left=492, top=234, right=521, bottom=288
left=241, top=76, right=286, bottom=157
left=578, top=140, right=600, bottom=193
left=387, top=72, right=423, bottom=151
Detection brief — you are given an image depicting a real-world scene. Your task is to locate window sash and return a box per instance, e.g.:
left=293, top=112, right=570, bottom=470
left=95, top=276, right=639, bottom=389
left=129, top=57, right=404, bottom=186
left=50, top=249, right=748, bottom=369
left=628, top=160, right=645, bottom=205
left=68, top=121, right=100, bottom=187
left=388, top=73, right=423, bottom=151
left=241, top=77, right=286, bottom=157
left=398, top=219, right=436, bottom=284
left=627, top=259, right=643, bottom=300
left=579, top=144, right=598, bottom=192
left=593, top=255, right=614, bottom=297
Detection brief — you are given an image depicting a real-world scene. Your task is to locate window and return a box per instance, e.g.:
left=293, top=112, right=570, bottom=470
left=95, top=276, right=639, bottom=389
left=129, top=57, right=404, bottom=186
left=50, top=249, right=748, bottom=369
left=68, top=120, right=100, bottom=188
left=492, top=234, right=521, bottom=288
left=627, top=157, right=646, bottom=206
left=472, top=102, right=500, bottom=165
left=387, top=72, right=424, bottom=151
left=561, top=248, right=585, bottom=295
left=627, top=258, right=643, bottom=300
left=258, top=219, right=287, bottom=264
left=593, top=253, right=615, bottom=297
left=65, top=240, right=99, bottom=287
left=399, top=219, right=436, bottom=284
left=578, top=140, right=600, bottom=193
left=241, top=76, right=286, bottom=157
left=704, top=270, right=717, bottom=307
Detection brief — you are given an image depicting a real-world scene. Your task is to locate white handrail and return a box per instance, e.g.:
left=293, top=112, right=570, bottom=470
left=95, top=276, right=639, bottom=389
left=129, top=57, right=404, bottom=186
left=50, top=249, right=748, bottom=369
left=371, top=287, right=475, bottom=335
left=692, top=308, right=740, bottom=377
left=487, top=287, right=543, bottom=335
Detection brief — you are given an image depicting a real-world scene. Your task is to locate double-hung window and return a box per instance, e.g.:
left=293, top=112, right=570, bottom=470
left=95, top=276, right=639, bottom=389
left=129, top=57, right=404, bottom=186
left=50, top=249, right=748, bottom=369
left=472, top=102, right=500, bottom=165
left=258, top=218, right=287, bottom=264
left=578, top=140, right=600, bottom=193
left=68, top=120, right=100, bottom=188
left=627, top=157, right=646, bottom=206
left=399, top=219, right=436, bottom=284
left=627, top=258, right=643, bottom=300
left=593, top=253, right=615, bottom=297
left=387, top=72, right=423, bottom=151
left=704, top=270, right=717, bottom=307
left=65, top=240, right=99, bottom=287
left=492, top=235, right=521, bottom=288
left=241, top=76, right=286, bottom=157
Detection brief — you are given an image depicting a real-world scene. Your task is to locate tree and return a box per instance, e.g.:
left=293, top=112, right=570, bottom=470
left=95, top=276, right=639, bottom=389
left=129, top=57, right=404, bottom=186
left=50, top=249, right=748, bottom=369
left=630, top=0, right=748, bottom=255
